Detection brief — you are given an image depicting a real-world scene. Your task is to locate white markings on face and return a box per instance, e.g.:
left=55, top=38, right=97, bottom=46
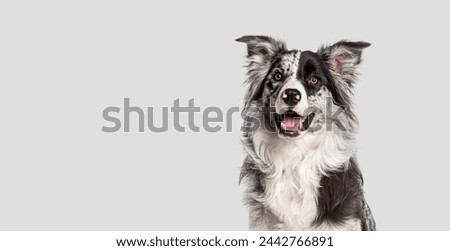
left=274, top=51, right=309, bottom=116
left=276, top=78, right=308, bottom=115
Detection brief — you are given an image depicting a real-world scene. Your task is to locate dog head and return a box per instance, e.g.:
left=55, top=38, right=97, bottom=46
left=237, top=36, right=370, bottom=138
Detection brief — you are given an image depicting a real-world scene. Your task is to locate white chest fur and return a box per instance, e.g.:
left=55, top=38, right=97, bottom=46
left=253, top=130, right=323, bottom=230
left=265, top=160, right=320, bottom=230
left=252, top=123, right=357, bottom=230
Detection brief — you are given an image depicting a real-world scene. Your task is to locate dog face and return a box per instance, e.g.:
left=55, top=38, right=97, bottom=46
left=237, top=36, right=369, bottom=138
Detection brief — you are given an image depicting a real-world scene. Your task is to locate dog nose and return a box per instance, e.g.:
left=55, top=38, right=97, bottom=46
left=282, top=89, right=301, bottom=106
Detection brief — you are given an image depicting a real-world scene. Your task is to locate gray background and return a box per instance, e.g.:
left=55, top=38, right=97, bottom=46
left=1, top=1, right=449, bottom=230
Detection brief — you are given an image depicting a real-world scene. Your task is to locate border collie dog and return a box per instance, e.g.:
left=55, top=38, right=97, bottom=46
left=237, top=36, right=375, bottom=231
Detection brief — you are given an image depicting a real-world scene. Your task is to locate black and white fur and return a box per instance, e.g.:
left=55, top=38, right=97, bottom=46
left=237, top=36, right=375, bottom=231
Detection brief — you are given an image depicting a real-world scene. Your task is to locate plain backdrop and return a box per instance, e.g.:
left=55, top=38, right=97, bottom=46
left=1, top=0, right=449, bottom=230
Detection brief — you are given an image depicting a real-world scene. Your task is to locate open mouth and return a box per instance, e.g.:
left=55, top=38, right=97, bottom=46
left=275, top=110, right=315, bottom=137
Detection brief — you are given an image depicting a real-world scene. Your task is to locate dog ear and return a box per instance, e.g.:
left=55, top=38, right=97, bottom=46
left=236, top=35, right=286, bottom=59
left=319, top=41, right=370, bottom=85
left=236, top=36, right=287, bottom=102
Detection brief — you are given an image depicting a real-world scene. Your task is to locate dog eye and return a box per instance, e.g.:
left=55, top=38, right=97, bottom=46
left=308, top=77, right=319, bottom=85
left=274, top=73, right=283, bottom=81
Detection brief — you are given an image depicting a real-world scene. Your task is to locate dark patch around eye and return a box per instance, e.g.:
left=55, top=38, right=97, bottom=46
left=298, top=51, right=329, bottom=96
left=308, top=76, right=320, bottom=85
left=294, top=50, right=356, bottom=119
left=304, top=60, right=316, bottom=76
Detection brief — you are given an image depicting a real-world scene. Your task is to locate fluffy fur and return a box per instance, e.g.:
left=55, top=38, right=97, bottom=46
left=237, top=36, right=375, bottom=231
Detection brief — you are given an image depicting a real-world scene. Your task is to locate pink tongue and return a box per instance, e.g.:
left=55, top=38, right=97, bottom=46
left=281, top=117, right=302, bottom=131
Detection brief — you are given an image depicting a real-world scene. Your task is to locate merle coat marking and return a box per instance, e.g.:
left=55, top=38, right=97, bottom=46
left=237, top=36, right=375, bottom=231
